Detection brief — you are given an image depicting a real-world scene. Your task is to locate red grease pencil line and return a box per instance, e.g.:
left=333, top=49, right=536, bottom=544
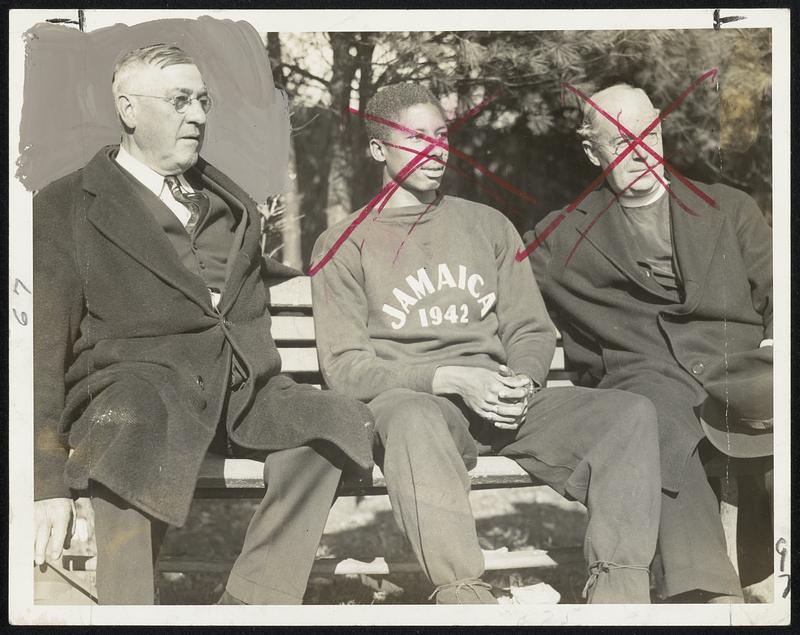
left=563, top=74, right=717, bottom=210
left=310, top=95, right=497, bottom=275
left=516, top=69, right=719, bottom=262
left=383, top=141, right=525, bottom=218
left=350, top=108, right=538, bottom=207
left=392, top=193, right=442, bottom=264
left=307, top=147, right=434, bottom=277
left=564, top=160, right=664, bottom=266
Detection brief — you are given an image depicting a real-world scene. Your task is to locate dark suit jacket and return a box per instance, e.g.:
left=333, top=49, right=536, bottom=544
left=34, top=146, right=374, bottom=526
left=526, top=180, right=772, bottom=491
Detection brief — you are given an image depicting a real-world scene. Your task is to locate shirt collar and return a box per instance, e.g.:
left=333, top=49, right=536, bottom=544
left=115, top=145, right=191, bottom=195
left=618, top=180, right=669, bottom=209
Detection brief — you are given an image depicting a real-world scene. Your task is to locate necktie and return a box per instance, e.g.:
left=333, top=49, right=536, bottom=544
left=164, top=175, right=208, bottom=235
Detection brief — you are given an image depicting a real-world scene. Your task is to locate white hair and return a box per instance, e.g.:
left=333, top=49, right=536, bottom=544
left=111, top=43, right=194, bottom=99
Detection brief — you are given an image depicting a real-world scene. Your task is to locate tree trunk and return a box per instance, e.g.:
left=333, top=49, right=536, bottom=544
left=265, top=32, right=303, bottom=268
left=324, top=33, right=359, bottom=227
left=265, top=32, right=285, bottom=89
left=350, top=34, right=377, bottom=208
left=281, top=143, right=303, bottom=269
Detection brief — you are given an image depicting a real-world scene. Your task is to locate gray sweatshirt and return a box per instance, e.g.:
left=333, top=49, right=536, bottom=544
left=311, top=195, right=556, bottom=402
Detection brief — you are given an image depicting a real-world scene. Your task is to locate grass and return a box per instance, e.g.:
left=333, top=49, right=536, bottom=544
left=157, top=486, right=590, bottom=605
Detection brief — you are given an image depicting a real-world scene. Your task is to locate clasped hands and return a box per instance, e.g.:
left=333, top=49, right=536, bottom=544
left=432, top=364, right=536, bottom=430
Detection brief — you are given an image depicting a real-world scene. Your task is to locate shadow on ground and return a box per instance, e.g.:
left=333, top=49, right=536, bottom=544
left=157, top=496, right=590, bottom=605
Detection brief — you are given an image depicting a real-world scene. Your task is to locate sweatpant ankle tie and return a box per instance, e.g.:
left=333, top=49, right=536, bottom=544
left=429, top=578, right=493, bottom=603
left=581, top=560, right=650, bottom=600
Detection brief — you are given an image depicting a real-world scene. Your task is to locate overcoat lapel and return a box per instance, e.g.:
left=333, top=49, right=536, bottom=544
left=668, top=179, right=724, bottom=313
left=83, top=148, right=215, bottom=311
left=576, top=188, right=676, bottom=301
left=193, top=160, right=257, bottom=314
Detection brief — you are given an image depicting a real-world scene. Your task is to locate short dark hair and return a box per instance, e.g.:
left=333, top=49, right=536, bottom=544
left=364, top=83, right=445, bottom=142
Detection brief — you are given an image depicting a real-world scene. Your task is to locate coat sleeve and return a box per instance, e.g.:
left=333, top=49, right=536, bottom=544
left=310, top=230, right=439, bottom=402
left=524, top=216, right=568, bottom=332
left=729, top=188, right=772, bottom=339
left=33, top=183, right=84, bottom=500
left=496, top=220, right=557, bottom=387
left=524, top=219, right=555, bottom=305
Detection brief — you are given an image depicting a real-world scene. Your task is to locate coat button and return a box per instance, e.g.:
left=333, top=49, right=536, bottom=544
left=196, top=375, right=205, bottom=390
left=222, top=318, right=232, bottom=327
left=691, top=362, right=704, bottom=375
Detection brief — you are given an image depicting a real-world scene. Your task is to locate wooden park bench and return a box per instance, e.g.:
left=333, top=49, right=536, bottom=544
left=169, top=277, right=767, bottom=581
left=171, top=277, right=583, bottom=578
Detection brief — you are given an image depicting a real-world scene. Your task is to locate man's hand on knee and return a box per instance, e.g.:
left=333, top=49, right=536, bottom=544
left=34, top=497, right=75, bottom=566
left=432, top=365, right=529, bottom=429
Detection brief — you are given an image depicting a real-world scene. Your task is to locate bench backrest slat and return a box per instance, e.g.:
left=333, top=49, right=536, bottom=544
left=266, top=277, right=312, bottom=308
left=266, top=278, right=569, bottom=375
left=275, top=346, right=566, bottom=374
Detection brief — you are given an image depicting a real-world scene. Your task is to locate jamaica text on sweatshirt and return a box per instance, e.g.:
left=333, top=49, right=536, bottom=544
left=311, top=195, right=557, bottom=402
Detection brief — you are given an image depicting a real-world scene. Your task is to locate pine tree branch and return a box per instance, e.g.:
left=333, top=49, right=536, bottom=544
left=280, top=63, right=331, bottom=88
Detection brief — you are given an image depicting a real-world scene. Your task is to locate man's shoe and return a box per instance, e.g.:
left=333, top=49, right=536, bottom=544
left=430, top=579, right=498, bottom=604
left=668, top=589, right=744, bottom=603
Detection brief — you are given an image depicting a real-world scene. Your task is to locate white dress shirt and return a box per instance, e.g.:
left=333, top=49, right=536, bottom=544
left=115, top=146, right=221, bottom=308
left=115, top=146, right=196, bottom=227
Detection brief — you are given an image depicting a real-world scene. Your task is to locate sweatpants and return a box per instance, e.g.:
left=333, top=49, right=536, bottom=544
left=91, top=444, right=341, bottom=604
left=368, top=386, right=661, bottom=603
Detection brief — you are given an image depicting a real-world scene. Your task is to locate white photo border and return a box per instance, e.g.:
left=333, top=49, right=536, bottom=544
left=8, top=7, right=791, bottom=625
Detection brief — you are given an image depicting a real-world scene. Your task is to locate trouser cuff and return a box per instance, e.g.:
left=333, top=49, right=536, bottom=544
left=582, top=560, right=651, bottom=602
left=226, top=570, right=304, bottom=605
left=429, top=577, right=495, bottom=603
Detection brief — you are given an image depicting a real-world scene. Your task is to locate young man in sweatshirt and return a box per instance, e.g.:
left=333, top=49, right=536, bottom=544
left=311, top=83, right=662, bottom=604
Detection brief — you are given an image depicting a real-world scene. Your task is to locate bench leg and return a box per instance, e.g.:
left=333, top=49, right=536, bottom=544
left=719, top=476, right=739, bottom=576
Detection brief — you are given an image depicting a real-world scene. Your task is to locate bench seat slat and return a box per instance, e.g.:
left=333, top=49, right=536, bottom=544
left=197, top=455, right=540, bottom=492
left=278, top=347, right=319, bottom=373
left=266, top=277, right=312, bottom=308
left=277, top=347, right=567, bottom=374
left=157, top=546, right=584, bottom=575
left=271, top=315, right=315, bottom=340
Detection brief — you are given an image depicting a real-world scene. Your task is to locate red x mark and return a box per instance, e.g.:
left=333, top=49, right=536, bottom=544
left=308, top=69, right=720, bottom=276
left=309, top=91, right=519, bottom=276
left=516, top=68, right=719, bottom=261
left=381, top=140, right=526, bottom=218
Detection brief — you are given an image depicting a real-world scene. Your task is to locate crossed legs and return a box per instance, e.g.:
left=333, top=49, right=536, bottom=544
left=369, top=386, right=662, bottom=603
left=91, top=444, right=342, bottom=605
left=496, top=387, right=661, bottom=603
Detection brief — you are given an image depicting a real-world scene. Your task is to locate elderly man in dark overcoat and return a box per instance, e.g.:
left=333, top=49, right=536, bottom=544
left=526, top=84, right=773, bottom=603
left=32, top=43, right=374, bottom=605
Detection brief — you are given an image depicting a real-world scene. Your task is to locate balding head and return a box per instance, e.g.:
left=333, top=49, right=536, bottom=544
left=577, top=84, right=658, bottom=141
left=579, top=84, right=666, bottom=204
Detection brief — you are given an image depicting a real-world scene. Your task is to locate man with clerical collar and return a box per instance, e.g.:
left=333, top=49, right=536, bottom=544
left=32, top=43, right=374, bottom=605
left=527, top=83, right=773, bottom=603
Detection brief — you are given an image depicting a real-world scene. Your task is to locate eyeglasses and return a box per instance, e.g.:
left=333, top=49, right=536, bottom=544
left=597, top=130, right=661, bottom=156
left=127, top=93, right=213, bottom=114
